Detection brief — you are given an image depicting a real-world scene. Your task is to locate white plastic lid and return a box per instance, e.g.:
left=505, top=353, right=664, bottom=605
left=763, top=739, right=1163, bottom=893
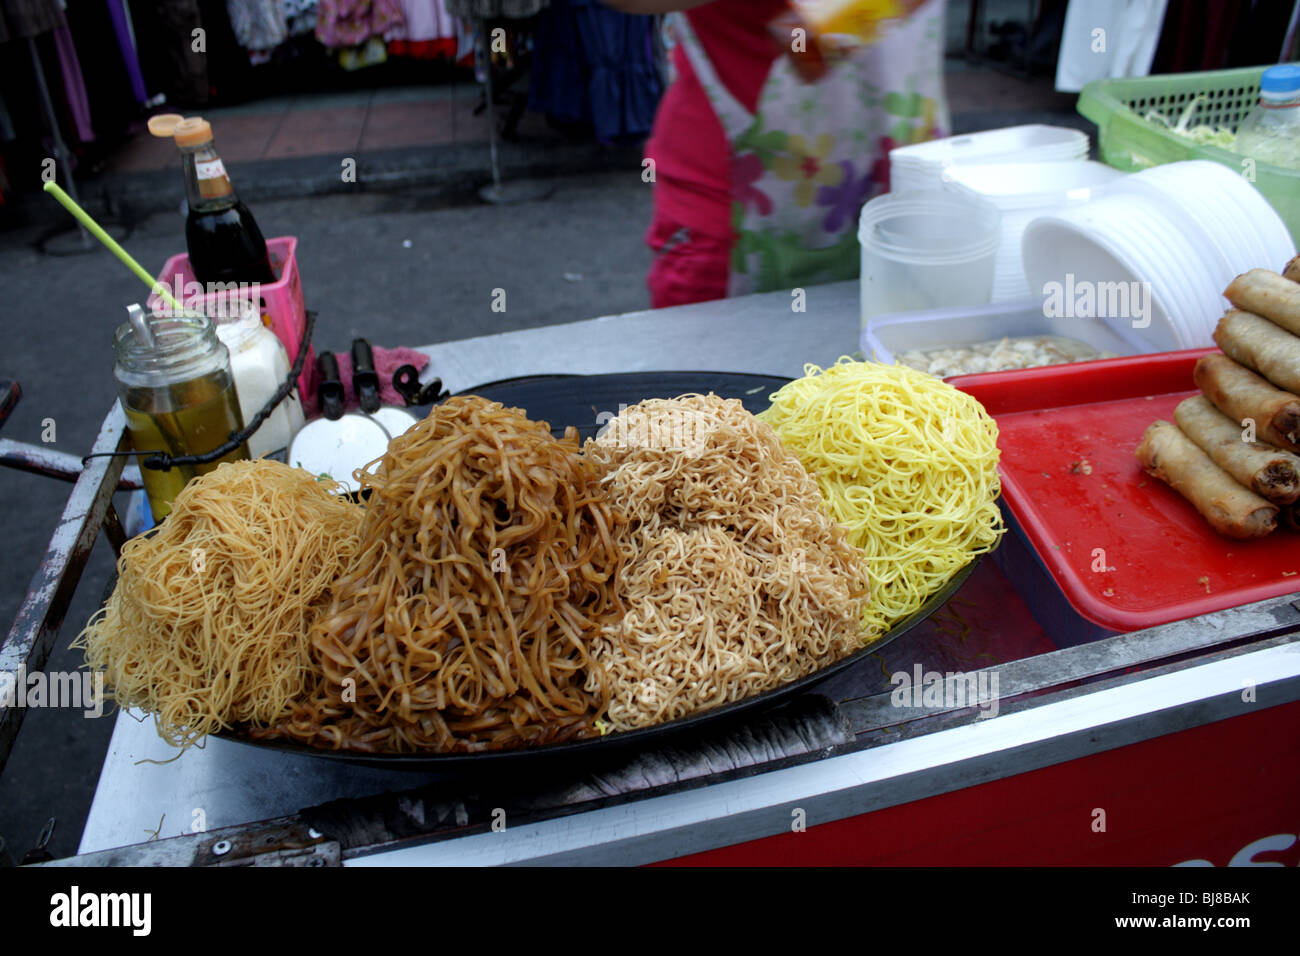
left=288, top=414, right=390, bottom=493
left=366, top=406, right=420, bottom=439
left=859, top=190, right=1001, bottom=264
left=889, top=125, right=1089, bottom=167
left=943, top=160, right=1124, bottom=209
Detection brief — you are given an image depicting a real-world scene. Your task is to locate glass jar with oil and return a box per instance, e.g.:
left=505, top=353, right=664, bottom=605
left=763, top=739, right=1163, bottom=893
left=113, top=312, right=249, bottom=521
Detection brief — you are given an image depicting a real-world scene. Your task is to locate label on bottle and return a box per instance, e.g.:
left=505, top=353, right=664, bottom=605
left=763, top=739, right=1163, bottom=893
left=196, top=158, right=228, bottom=180
left=195, top=158, right=234, bottom=200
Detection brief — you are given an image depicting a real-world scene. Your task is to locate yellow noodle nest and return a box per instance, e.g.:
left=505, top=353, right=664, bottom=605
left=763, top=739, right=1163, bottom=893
left=76, top=460, right=364, bottom=749
left=586, top=393, right=870, bottom=732
left=758, top=358, right=1004, bottom=638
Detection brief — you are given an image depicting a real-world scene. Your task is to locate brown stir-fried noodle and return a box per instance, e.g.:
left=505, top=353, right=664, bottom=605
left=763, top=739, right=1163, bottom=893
left=585, top=394, right=869, bottom=732
left=76, top=460, right=364, bottom=749
left=269, top=396, right=623, bottom=752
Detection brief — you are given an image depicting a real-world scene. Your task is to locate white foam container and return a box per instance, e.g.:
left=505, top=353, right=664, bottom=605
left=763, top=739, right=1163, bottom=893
left=889, top=124, right=1089, bottom=192
left=861, top=298, right=1144, bottom=367
left=1108, top=160, right=1295, bottom=276
left=1021, top=203, right=1188, bottom=354
left=943, top=160, right=1126, bottom=301
left=1019, top=159, right=1300, bottom=352
left=891, top=124, right=1087, bottom=165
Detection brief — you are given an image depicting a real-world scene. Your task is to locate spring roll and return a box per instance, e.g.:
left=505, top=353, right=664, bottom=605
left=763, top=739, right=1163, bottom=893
left=1194, top=353, right=1300, bottom=453
left=1174, top=395, right=1300, bottom=504
left=1213, top=309, right=1300, bottom=395
left=1135, top=420, right=1277, bottom=538
left=1284, top=255, right=1300, bottom=284
left=1223, top=269, right=1300, bottom=336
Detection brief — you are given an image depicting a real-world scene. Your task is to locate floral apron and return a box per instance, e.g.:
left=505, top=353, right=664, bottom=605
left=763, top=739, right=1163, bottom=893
left=670, top=3, right=948, bottom=296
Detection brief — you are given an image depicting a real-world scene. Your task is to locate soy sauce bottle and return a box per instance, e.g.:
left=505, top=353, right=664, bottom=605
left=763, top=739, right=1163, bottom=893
left=171, top=117, right=277, bottom=285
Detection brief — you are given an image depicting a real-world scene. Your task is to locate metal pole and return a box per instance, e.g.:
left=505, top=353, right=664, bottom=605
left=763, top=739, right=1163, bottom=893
left=476, top=21, right=552, bottom=204
left=482, top=19, right=503, bottom=196
left=28, top=36, right=90, bottom=249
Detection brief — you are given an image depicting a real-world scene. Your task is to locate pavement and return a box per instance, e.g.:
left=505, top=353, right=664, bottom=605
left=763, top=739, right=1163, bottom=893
left=85, top=81, right=648, bottom=216
left=0, top=57, right=1088, bottom=861
left=8, top=57, right=1085, bottom=224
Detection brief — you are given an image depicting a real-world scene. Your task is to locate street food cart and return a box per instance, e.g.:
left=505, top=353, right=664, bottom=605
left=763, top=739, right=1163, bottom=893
left=5, top=282, right=1296, bottom=866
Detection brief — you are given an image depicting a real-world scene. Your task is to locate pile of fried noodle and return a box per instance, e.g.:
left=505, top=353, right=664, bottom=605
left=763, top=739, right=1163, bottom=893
left=270, top=396, right=623, bottom=752
left=77, top=460, right=364, bottom=749
left=585, top=394, right=869, bottom=732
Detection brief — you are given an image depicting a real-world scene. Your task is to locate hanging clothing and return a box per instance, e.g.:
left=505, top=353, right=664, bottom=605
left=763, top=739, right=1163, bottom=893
left=61, top=0, right=147, bottom=144
left=128, top=0, right=209, bottom=106
left=454, top=15, right=473, bottom=59
left=444, top=0, right=546, bottom=17
left=643, top=0, right=948, bottom=306
left=393, top=0, right=453, bottom=40
left=1, top=0, right=63, bottom=38
left=1152, top=0, right=1293, bottom=73
left=387, top=0, right=457, bottom=58
left=1055, top=0, right=1168, bottom=93
left=281, top=0, right=317, bottom=35
left=226, top=0, right=288, bottom=51
left=529, top=0, right=661, bottom=143
left=52, top=24, right=94, bottom=142
left=315, top=0, right=405, bottom=49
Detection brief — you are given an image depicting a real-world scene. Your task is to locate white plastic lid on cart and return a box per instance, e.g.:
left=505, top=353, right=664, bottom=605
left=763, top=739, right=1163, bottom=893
left=288, top=413, right=391, bottom=492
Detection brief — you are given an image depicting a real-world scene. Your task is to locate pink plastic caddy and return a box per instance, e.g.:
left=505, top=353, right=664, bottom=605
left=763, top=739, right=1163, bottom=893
left=148, top=236, right=316, bottom=402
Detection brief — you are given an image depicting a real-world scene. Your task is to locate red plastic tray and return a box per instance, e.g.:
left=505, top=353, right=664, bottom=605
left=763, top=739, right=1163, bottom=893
left=949, top=349, right=1300, bottom=632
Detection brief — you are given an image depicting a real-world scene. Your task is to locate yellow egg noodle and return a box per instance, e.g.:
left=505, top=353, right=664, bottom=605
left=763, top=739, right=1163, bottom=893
left=759, top=358, right=1003, bottom=638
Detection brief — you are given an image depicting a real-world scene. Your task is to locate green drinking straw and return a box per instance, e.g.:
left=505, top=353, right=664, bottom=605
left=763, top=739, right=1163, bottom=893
left=42, top=181, right=185, bottom=315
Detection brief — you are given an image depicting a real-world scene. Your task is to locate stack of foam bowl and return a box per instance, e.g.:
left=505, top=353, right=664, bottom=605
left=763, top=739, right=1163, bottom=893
left=1021, top=161, right=1297, bottom=353
left=1104, top=160, right=1296, bottom=288
left=858, top=190, right=1001, bottom=331
left=890, top=124, right=1089, bottom=194
left=942, top=160, right=1126, bottom=302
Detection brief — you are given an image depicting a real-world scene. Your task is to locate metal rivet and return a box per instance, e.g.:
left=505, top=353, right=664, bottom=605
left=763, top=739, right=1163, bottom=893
left=213, top=840, right=232, bottom=856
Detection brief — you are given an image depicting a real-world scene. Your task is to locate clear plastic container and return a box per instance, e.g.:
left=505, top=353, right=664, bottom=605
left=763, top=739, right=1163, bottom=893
left=861, top=298, right=1138, bottom=370
left=858, top=191, right=1001, bottom=328
left=1232, top=64, right=1300, bottom=171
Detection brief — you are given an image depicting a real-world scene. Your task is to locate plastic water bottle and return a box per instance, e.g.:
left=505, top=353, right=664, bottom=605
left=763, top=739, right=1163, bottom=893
left=1233, top=64, right=1300, bottom=171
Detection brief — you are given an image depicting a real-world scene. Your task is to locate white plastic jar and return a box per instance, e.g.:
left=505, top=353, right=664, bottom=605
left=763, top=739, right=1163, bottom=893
left=214, top=302, right=305, bottom=458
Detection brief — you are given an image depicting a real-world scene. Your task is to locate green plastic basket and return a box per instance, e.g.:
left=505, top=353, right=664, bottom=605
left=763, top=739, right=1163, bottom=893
left=1078, top=65, right=1300, bottom=250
